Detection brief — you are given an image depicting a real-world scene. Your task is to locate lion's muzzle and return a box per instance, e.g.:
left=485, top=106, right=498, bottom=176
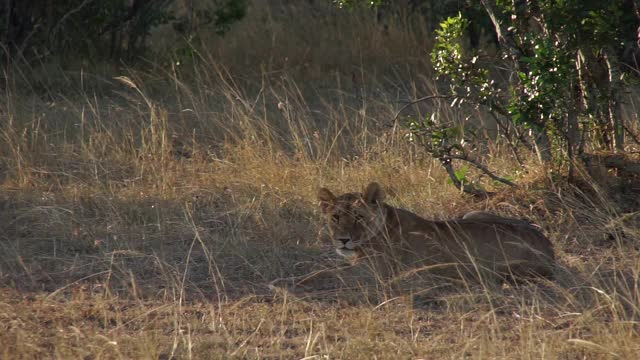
left=335, top=236, right=358, bottom=258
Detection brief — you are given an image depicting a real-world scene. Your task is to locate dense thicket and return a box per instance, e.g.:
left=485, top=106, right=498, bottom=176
left=347, top=1, right=640, bottom=192
left=1, top=0, right=247, bottom=61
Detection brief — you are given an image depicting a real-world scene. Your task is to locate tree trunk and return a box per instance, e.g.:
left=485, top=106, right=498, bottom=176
left=533, top=130, right=553, bottom=163
left=604, top=51, right=624, bottom=152
left=480, top=0, right=525, bottom=62
left=585, top=153, right=640, bottom=175
left=4, top=0, right=10, bottom=45
left=566, top=103, right=580, bottom=179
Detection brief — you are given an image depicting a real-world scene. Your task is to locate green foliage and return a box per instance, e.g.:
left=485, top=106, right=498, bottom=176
left=431, top=14, right=496, bottom=105
left=331, top=0, right=499, bottom=53
left=431, top=1, right=638, bottom=162
left=2, top=0, right=169, bottom=60
left=506, top=35, right=574, bottom=132
left=173, top=0, right=248, bottom=36
left=538, top=0, right=635, bottom=49
left=1, top=0, right=248, bottom=62
left=431, top=14, right=468, bottom=79
left=447, top=165, right=469, bottom=186
left=212, top=0, right=249, bottom=35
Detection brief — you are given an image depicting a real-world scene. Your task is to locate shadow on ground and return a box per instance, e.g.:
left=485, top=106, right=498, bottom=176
left=1, top=188, right=638, bottom=324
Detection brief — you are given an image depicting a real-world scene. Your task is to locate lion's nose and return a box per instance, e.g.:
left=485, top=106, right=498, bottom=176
left=338, top=237, right=350, bottom=245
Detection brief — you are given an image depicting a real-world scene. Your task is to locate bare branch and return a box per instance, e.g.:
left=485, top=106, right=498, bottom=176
left=446, top=153, right=517, bottom=187
left=392, top=94, right=452, bottom=123
left=480, top=0, right=525, bottom=61
left=486, top=110, right=528, bottom=168
left=624, top=124, right=640, bottom=146
left=51, top=0, right=96, bottom=38
left=439, top=158, right=493, bottom=197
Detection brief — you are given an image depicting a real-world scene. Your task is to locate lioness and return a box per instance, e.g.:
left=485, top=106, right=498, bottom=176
left=318, top=182, right=555, bottom=281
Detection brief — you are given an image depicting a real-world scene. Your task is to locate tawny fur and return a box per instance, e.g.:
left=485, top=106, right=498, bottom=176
left=318, top=183, right=555, bottom=281
left=462, top=211, right=539, bottom=229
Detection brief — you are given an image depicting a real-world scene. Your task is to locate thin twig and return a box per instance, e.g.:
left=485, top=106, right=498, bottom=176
left=488, top=106, right=534, bottom=150
left=623, top=124, right=640, bottom=146
left=486, top=110, right=527, bottom=168
left=51, top=0, right=96, bottom=38
left=392, top=94, right=452, bottom=123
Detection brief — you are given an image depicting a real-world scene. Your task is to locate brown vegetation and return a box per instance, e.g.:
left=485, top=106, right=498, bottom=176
left=1, top=1, right=640, bottom=358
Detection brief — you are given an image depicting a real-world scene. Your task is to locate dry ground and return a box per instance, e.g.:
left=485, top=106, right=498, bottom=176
left=2, top=1, right=640, bottom=359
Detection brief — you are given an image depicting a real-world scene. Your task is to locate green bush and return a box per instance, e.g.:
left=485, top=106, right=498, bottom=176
left=1, top=0, right=248, bottom=62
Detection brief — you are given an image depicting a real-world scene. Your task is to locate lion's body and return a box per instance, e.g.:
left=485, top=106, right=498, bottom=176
left=318, top=183, right=555, bottom=281
left=462, top=210, right=540, bottom=228
left=376, top=206, right=555, bottom=279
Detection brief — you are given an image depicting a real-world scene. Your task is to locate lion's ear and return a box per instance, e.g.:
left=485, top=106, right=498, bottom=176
left=363, top=182, right=384, bottom=204
left=317, top=187, right=336, bottom=213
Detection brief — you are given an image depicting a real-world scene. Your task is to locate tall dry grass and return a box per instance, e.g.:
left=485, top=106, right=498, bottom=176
left=1, top=1, right=640, bottom=358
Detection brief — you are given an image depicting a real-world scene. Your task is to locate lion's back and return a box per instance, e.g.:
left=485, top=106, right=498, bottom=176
left=401, top=218, right=555, bottom=277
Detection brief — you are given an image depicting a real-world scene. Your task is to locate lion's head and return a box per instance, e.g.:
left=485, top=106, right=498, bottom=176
left=317, top=182, right=388, bottom=260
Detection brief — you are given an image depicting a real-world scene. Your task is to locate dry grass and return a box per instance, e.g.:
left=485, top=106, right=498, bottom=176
left=1, top=1, right=640, bottom=359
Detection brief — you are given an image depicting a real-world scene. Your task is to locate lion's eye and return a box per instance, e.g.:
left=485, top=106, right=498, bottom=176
left=354, top=214, right=364, bottom=222
left=332, top=214, right=340, bottom=223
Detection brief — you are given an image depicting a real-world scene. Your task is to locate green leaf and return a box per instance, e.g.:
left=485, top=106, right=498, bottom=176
left=454, top=166, right=469, bottom=181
